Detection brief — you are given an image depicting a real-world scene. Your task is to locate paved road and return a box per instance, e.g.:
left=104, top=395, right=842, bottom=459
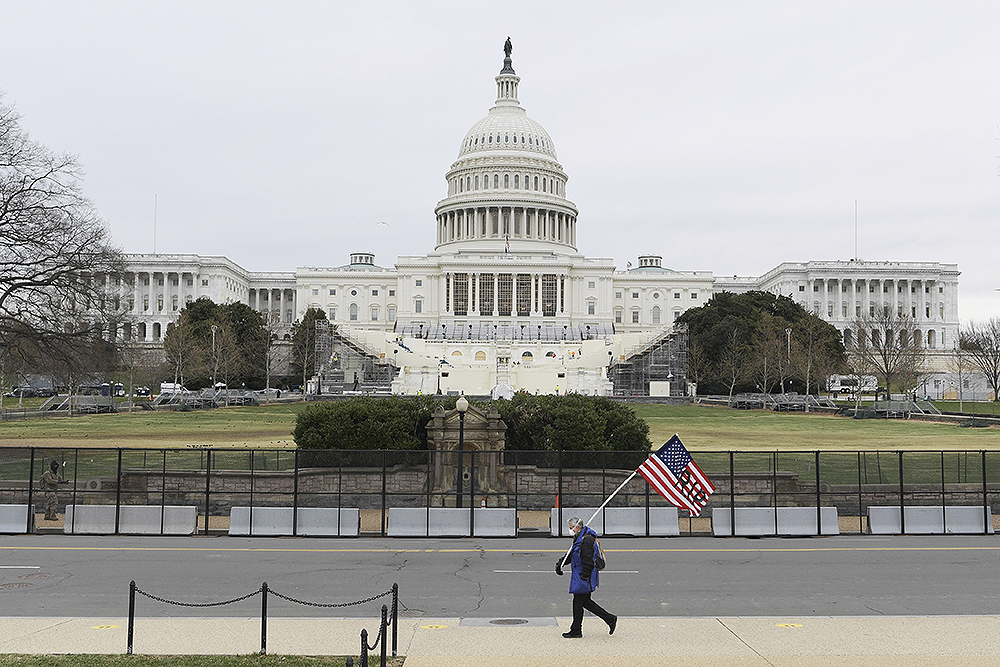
left=2, top=534, right=999, bottom=619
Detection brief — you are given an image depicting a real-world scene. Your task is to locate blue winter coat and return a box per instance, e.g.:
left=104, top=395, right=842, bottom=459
left=568, top=526, right=600, bottom=594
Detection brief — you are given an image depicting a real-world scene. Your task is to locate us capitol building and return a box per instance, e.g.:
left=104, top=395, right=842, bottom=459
left=121, top=42, right=960, bottom=397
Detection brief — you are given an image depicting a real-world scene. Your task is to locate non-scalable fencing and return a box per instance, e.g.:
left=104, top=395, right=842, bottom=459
left=127, top=580, right=398, bottom=660
left=3, top=447, right=1000, bottom=536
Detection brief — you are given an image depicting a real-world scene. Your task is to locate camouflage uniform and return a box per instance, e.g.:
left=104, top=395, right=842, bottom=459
left=40, top=468, right=62, bottom=520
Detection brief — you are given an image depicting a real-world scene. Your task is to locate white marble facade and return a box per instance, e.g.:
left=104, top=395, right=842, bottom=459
left=121, top=46, right=960, bottom=391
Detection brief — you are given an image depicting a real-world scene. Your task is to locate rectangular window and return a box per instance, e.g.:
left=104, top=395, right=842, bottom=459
left=187, top=279, right=194, bottom=287
left=615, top=310, right=622, bottom=324
left=813, top=285, right=819, bottom=292
left=371, top=307, right=378, bottom=321
left=172, top=278, right=179, bottom=286
left=632, top=310, right=640, bottom=323
left=388, top=307, right=396, bottom=321
left=388, top=289, right=395, bottom=297
left=330, top=289, right=336, bottom=295
left=615, top=291, right=622, bottom=299
left=202, top=279, right=209, bottom=286
left=479, top=273, right=495, bottom=315
left=497, top=274, right=513, bottom=316
left=588, top=301, right=595, bottom=315
left=588, top=281, right=595, bottom=289
left=541, top=274, right=557, bottom=317
left=691, top=292, right=698, bottom=299
left=517, top=274, right=531, bottom=316
left=633, top=292, right=639, bottom=299
left=372, top=289, right=378, bottom=296
left=328, top=308, right=336, bottom=320
left=799, top=285, right=805, bottom=292
left=312, top=289, right=319, bottom=295
left=828, top=304, right=834, bottom=317
left=673, top=292, right=680, bottom=300
left=842, top=304, right=848, bottom=317
left=453, top=273, right=468, bottom=316
left=415, top=299, right=422, bottom=314
left=415, top=280, right=422, bottom=287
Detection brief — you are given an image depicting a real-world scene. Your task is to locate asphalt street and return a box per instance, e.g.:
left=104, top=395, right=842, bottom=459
left=2, top=534, right=999, bottom=620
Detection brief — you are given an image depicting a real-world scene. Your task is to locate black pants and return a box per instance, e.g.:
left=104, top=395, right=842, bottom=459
left=570, top=592, right=614, bottom=633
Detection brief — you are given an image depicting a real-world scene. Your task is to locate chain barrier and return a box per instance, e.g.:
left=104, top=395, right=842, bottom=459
left=127, top=579, right=399, bottom=662
left=268, top=586, right=393, bottom=608
left=133, top=583, right=263, bottom=607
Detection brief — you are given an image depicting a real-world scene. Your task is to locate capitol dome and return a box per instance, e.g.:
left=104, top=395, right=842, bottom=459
left=434, top=40, right=578, bottom=255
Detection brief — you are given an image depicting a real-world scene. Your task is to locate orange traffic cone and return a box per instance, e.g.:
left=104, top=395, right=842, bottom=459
left=554, top=494, right=560, bottom=509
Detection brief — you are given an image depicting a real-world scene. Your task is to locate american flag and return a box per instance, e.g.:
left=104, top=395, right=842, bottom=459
left=637, top=435, right=715, bottom=516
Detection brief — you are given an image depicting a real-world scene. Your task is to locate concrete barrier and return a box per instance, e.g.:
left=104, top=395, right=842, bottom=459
left=712, top=507, right=840, bottom=536
left=867, top=505, right=994, bottom=535
left=64, top=505, right=198, bottom=535
left=0, top=504, right=33, bottom=534
left=550, top=507, right=680, bottom=536
left=228, top=507, right=360, bottom=536
left=386, top=508, right=517, bottom=537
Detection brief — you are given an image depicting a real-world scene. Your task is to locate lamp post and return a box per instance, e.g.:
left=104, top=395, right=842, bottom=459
left=436, top=359, right=444, bottom=395
left=211, top=325, right=218, bottom=389
left=455, top=395, right=469, bottom=508
left=784, top=328, right=791, bottom=395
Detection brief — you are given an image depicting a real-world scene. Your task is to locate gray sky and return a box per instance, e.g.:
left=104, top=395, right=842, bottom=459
left=4, top=1, right=998, bottom=322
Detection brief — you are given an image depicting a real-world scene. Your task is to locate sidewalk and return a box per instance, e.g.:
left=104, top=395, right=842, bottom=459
left=3, top=616, right=1000, bottom=666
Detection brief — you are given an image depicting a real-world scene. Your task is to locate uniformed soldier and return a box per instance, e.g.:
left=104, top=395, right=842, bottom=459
left=40, top=461, right=65, bottom=521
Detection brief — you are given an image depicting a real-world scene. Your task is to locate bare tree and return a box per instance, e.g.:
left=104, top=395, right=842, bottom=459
left=719, top=326, right=748, bottom=402
left=0, top=96, right=124, bottom=376
left=960, top=318, right=1000, bottom=402
left=847, top=307, right=925, bottom=398
left=948, top=338, right=976, bottom=412
left=685, top=334, right=712, bottom=398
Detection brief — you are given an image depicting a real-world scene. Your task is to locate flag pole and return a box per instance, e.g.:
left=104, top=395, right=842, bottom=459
left=558, top=465, right=644, bottom=566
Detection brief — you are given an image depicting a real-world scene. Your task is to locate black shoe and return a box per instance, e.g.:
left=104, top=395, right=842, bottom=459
left=562, top=631, right=582, bottom=638
left=608, top=615, right=617, bottom=635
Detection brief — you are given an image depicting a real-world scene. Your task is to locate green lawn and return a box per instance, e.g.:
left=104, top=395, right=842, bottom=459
left=631, top=403, right=1000, bottom=451
left=0, top=403, right=305, bottom=449
left=1, top=399, right=998, bottom=453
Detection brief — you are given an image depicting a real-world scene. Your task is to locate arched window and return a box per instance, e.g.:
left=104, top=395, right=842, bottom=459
left=137, top=323, right=146, bottom=339
left=451, top=350, right=463, bottom=357
left=524, top=174, right=529, bottom=189
left=504, top=173, right=509, bottom=188
left=843, top=329, right=853, bottom=347
left=521, top=351, right=533, bottom=363
left=652, top=306, right=661, bottom=324
left=152, top=323, right=161, bottom=340
left=493, top=174, right=499, bottom=188
left=514, top=174, right=519, bottom=188
left=475, top=175, right=479, bottom=190
left=466, top=176, right=471, bottom=191
left=475, top=350, right=487, bottom=361
left=350, top=303, right=358, bottom=321
left=534, top=176, right=538, bottom=190
left=928, top=330, right=936, bottom=348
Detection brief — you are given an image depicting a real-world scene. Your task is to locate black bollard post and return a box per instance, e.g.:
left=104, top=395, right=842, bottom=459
left=380, top=604, right=388, bottom=667
left=260, top=582, right=268, bottom=655
left=391, top=583, right=398, bottom=657
left=346, top=657, right=353, bottom=667
left=360, top=629, right=368, bottom=667
left=127, top=580, right=136, bottom=655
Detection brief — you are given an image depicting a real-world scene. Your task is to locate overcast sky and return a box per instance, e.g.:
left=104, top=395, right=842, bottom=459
left=3, top=1, right=998, bottom=322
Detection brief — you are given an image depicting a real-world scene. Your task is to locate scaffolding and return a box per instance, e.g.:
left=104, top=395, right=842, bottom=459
left=313, top=322, right=398, bottom=394
left=608, top=325, right=688, bottom=396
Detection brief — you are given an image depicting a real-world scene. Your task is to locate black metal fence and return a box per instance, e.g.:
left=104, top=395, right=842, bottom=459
left=3, top=446, right=1000, bottom=536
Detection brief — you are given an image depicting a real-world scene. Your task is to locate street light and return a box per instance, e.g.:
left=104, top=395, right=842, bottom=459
left=455, top=395, right=469, bottom=508
left=784, top=328, right=791, bottom=395
left=211, top=325, right=218, bottom=389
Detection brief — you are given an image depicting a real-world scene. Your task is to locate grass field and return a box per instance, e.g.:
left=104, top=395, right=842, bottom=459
left=0, top=399, right=998, bottom=452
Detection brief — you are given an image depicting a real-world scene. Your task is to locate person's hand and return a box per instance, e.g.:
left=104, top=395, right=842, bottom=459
left=555, top=559, right=564, bottom=576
